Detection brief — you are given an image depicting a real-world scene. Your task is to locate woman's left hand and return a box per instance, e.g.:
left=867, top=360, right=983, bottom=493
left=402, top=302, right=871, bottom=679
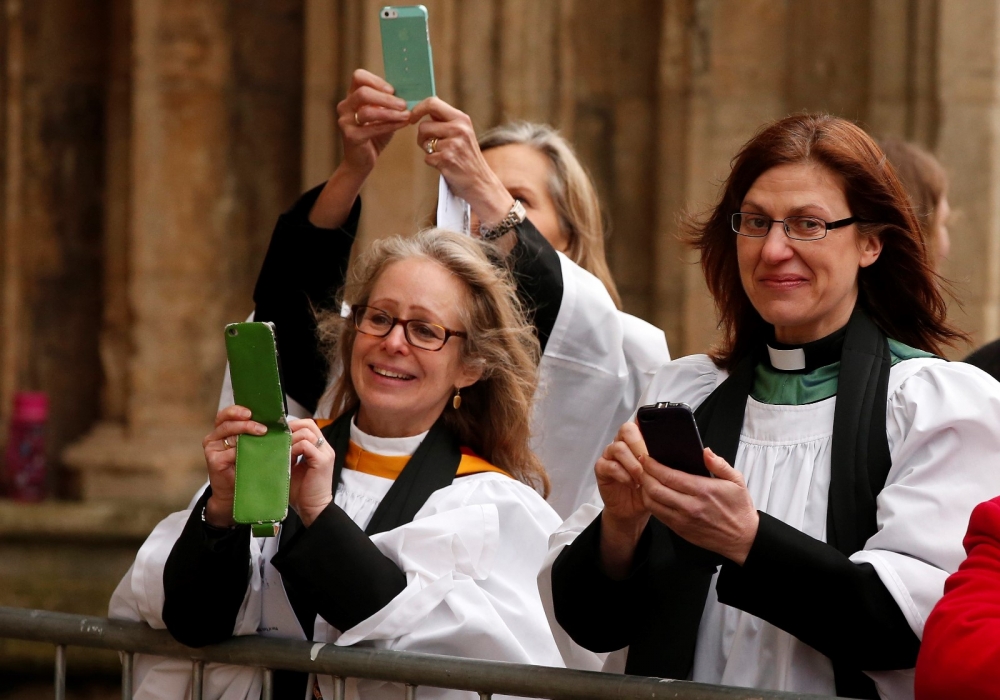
left=409, top=97, right=514, bottom=229
left=288, top=419, right=336, bottom=527
left=639, top=448, right=760, bottom=565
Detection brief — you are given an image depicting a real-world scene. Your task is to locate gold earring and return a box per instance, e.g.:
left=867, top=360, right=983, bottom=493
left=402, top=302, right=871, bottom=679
left=452, top=388, right=462, bottom=410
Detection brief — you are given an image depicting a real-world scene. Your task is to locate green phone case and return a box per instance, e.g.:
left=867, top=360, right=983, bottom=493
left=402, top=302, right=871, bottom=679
left=379, top=5, right=436, bottom=108
left=225, top=322, right=292, bottom=537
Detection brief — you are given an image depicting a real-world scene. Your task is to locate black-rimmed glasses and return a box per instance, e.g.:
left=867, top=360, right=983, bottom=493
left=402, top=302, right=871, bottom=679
left=731, top=212, right=861, bottom=241
left=351, top=305, right=467, bottom=352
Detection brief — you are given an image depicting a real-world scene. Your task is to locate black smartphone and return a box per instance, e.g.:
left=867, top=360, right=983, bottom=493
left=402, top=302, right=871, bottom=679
left=635, top=402, right=709, bottom=477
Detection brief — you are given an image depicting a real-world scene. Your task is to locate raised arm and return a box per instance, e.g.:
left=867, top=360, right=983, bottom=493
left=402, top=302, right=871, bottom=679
left=253, top=70, right=410, bottom=413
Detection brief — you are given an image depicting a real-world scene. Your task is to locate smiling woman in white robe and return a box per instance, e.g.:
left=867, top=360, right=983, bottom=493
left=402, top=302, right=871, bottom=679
left=110, top=223, right=563, bottom=700
left=545, top=113, right=1000, bottom=700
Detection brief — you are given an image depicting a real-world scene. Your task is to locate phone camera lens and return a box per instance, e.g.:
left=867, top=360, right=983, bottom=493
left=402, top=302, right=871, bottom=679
left=227, top=327, right=238, bottom=336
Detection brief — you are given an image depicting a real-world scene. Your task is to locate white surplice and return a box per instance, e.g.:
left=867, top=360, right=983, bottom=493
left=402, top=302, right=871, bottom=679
left=110, top=424, right=564, bottom=700
left=539, top=353, right=1000, bottom=699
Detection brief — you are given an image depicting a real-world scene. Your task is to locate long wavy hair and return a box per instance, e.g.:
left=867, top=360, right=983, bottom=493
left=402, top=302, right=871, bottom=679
left=316, top=229, right=549, bottom=496
left=478, top=122, right=622, bottom=309
left=686, top=113, right=966, bottom=370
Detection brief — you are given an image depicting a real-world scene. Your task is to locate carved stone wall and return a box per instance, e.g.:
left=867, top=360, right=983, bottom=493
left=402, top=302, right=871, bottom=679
left=0, top=0, right=996, bottom=506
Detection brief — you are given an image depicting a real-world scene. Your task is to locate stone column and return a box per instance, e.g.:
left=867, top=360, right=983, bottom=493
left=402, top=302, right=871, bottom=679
left=936, top=0, right=1000, bottom=349
left=0, top=0, right=109, bottom=483
left=652, top=0, right=790, bottom=357
left=64, top=1, right=234, bottom=504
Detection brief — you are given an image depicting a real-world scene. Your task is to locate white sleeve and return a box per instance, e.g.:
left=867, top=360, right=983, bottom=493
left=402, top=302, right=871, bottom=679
left=851, top=360, right=1000, bottom=639
left=108, top=493, right=265, bottom=700
left=536, top=488, right=610, bottom=671
left=314, top=478, right=564, bottom=698
left=533, top=255, right=668, bottom=518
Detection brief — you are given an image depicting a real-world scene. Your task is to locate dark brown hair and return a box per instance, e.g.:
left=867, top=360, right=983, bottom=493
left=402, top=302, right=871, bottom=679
left=316, top=229, right=549, bottom=497
left=687, top=113, right=966, bottom=369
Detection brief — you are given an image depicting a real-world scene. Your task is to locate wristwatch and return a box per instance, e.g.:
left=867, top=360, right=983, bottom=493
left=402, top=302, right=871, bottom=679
left=478, top=200, right=527, bottom=241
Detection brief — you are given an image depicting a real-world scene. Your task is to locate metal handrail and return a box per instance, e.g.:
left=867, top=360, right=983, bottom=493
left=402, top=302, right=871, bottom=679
left=0, top=606, right=839, bottom=700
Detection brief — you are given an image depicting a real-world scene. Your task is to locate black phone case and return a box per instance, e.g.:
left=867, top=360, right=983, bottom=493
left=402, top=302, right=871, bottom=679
left=636, top=402, right=709, bottom=477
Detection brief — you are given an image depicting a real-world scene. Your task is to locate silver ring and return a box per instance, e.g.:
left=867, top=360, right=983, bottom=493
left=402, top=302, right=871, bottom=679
left=315, top=435, right=326, bottom=449
left=223, top=437, right=233, bottom=449
left=354, top=111, right=362, bottom=126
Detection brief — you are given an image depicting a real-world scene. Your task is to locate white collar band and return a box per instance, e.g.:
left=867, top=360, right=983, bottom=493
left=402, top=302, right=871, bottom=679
left=767, top=346, right=807, bottom=371
left=350, top=417, right=428, bottom=457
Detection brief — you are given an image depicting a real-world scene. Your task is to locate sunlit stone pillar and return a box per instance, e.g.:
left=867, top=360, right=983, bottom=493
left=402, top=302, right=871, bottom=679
left=936, top=0, right=1000, bottom=350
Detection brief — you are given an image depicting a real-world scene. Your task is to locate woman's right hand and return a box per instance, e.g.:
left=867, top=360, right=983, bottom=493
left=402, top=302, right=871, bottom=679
left=595, top=421, right=651, bottom=578
left=336, top=69, right=410, bottom=176
left=201, top=405, right=267, bottom=528
left=311, top=70, right=412, bottom=229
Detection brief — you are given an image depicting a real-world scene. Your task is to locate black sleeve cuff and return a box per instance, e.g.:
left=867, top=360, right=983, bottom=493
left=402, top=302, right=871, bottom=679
left=716, top=511, right=920, bottom=670
left=551, top=513, right=648, bottom=652
left=270, top=502, right=407, bottom=633
left=508, top=217, right=564, bottom=352
left=252, top=186, right=361, bottom=413
left=162, top=489, right=252, bottom=647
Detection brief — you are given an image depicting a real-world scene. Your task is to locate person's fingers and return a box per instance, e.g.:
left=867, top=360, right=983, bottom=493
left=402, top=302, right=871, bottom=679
left=203, top=419, right=266, bottom=449
left=340, top=85, right=408, bottom=115
left=703, top=447, right=743, bottom=484
left=353, top=105, right=411, bottom=125
left=618, top=421, right=649, bottom=460
left=409, top=96, right=468, bottom=124
left=641, top=454, right=710, bottom=496
left=348, top=68, right=396, bottom=96
left=214, top=405, right=251, bottom=427
left=596, top=457, right=641, bottom=488
left=340, top=121, right=410, bottom=146
left=605, top=441, right=644, bottom=485
left=639, top=469, right=698, bottom=516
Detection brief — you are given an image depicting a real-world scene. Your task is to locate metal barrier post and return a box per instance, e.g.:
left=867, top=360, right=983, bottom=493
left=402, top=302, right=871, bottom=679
left=192, top=660, right=204, bottom=700
left=54, top=644, right=66, bottom=700
left=262, top=668, right=274, bottom=700
left=122, top=652, right=133, bottom=700
left=332, top=676, right=346, bottom=700
left=404, top=684, right=417, bottom=700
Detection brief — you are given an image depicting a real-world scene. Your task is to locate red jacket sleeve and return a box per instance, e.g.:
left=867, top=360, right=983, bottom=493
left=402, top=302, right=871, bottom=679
left=915, top=496, right=1000, bottom=700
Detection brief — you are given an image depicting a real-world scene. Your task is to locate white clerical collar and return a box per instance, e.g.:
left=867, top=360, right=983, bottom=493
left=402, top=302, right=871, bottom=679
left=350, top=417, right=428, bottom=457
left=767, top=345, right=807, bottom=371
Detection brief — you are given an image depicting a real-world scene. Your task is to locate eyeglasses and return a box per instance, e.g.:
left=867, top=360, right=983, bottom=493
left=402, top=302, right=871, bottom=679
left=731, top=212, right=861, bottom=241
left=351, top=305, right=467, bottom=352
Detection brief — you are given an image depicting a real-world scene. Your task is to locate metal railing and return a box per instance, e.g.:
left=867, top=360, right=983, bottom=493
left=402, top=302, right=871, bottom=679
left=0, top=606, right=839, bottom=700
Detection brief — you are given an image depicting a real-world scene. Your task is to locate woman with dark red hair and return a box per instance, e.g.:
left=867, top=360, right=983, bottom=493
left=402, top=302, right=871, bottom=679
left=547, top=114, right=1000, bottom=699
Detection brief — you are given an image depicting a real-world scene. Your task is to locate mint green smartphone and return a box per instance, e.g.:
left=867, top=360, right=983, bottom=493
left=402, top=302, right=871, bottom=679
left=225, top=322, right=292, bottom=537
left=379, top=5, right=436, bottom=108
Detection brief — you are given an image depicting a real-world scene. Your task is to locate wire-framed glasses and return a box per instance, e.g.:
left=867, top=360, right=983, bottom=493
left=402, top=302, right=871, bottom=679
left=351, top=305, right=467, bottom=352
left=731, top=212, right=861, bottom=241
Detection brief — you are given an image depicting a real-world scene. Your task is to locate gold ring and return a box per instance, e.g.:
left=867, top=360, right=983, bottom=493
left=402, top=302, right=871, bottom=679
left=424, top=138, right=438, bottom=155
left=354, top=111, right=362, bottom=126
left=223, top=437, right=233, bottom=449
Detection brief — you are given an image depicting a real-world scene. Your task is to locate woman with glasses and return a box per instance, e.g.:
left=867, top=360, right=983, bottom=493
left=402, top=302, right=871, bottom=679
left=547, top=114, right=1000, bottom=699
left=229, top=69, right=668, bottom=522
left=110, top=231, right=564, bottom=699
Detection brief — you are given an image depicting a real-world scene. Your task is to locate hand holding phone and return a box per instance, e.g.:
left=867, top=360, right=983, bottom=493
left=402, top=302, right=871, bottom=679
left=635, top=402, right=710, bottom=478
